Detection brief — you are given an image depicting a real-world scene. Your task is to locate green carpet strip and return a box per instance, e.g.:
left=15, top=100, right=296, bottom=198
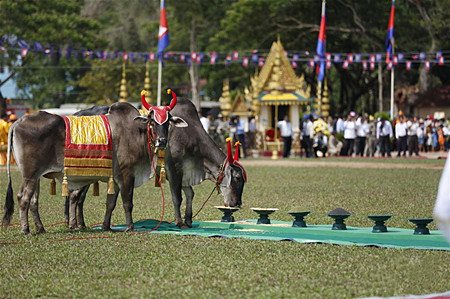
left=101, top=219, right=450, bottom=251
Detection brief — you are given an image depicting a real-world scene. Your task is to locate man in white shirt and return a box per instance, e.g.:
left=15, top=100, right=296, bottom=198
left=199, top=112, right=209, bottom=132
left=355, top=116, right=369, bottom=157
left=341, top=112, right=357, bottom=156
left=395, top=116, right=408, bottom=157
left=376, top=118, right=393, bottom=157
left=278, top=115, right=293, bottom=158
left=407, top=116, right=419, bottom=156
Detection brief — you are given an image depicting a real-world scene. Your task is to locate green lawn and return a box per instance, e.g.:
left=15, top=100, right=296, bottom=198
left=1, top=162, right=449, bottom=298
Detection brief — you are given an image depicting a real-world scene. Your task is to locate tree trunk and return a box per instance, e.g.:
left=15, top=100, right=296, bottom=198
left=188, top=18, right=200, bottom=111
left=410, top=0, right=437, bottom=94
left=378, top=63, right=383, bottom=112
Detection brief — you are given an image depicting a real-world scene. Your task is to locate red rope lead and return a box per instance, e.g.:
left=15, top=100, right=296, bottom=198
left=147, top=124, right=165, bottom=232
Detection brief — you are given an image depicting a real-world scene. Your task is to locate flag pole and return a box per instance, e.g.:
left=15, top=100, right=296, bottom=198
left=390, top=62, right=394, bottom=120
left=157, top=60, right=162, bottom=106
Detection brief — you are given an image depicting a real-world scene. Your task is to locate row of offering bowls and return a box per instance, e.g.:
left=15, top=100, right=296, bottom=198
left=215, top=206, right=434, bottom=235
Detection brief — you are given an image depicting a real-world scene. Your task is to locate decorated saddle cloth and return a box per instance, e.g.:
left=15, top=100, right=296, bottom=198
left=61, top=115, right=113, bottom=178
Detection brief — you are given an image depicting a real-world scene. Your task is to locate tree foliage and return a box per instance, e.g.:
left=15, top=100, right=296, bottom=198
left=1, top=0, right=449, bottom=113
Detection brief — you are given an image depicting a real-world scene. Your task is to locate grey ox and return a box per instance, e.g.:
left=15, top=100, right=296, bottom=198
left=65, top=94, right=246, bottom=229
left=1, top=91, right=188, bottom=234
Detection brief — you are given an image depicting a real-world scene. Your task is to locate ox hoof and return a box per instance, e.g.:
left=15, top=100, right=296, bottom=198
left=22, top=229, right=31, bottom=235
left=102, top=225, right=112, bottom=231
left=69, top=225, right=79, bottom=230
left=184, top=221, right=193, bottom=228
left=79, top=225, right=87, bottom=230
left=125, top=225, right=135, bottom=232
left=36, top=227, right=46, bottom=234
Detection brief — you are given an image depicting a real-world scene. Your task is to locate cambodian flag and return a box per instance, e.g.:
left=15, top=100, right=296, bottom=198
left=316, top=0, right=326, bottom=82
left=157, top=0, right=169, bottom=61
left=385, top=0, right=395, bottom=63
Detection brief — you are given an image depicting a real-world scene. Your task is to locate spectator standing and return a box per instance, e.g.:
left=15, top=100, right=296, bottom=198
left=277, top=115, right=293, bottom=158
left=235, top=116, right=247, bottom=158
left=418, top=119, right=426, bottom=152
left=341, top=112, right=357, bottom=156
left=0, top=115, right=8, bottom=165
left=407, top=117, right=419, bottom=156
left=395, top=116, right=408, bottom=157
left=199, top=112, right=209, bottom=132
left=301, top=115, right=314, bottom=158
left=355, top=116, right=369, bottom=156
left=247, top=117, right=257, bottom=149
left=365, top=116, right=377, bottom=157
left=377, top=118, right=393, bottom=157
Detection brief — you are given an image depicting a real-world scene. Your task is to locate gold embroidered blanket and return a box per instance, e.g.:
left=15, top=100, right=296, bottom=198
left=61, top=115, right=113, bottom=177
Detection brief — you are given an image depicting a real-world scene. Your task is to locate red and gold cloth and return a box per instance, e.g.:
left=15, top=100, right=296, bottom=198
left=61, top=115, right=113, bottom=178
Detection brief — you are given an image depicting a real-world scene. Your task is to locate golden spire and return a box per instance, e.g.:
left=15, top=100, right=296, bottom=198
left=219, top=79, right=232, bottom=120
left=315, top=80, right=322, bottom=115
left=144, top=60, right=152, bottom=105
left=119, top=62, right=128, bottom=102
left=321, top=78, right=330, bottom=117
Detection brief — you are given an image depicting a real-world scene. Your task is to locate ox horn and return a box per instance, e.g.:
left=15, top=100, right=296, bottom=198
left=166, top=89, right=177, bottom=111
left=226, top=137, right=234, bottom=164
left=141, top=90, right=151, bottom=110
left=234, top=141, right=240, bottom=161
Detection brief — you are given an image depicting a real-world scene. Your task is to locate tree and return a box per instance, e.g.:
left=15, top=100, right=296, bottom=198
left=0, top=0, right=104, bottom=108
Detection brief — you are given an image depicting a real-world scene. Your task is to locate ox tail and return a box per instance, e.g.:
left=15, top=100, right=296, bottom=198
left=2, top=125, right=14, bottom=227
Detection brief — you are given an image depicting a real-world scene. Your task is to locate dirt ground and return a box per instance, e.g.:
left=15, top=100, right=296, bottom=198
left=240, top=159, right=444, bottom=169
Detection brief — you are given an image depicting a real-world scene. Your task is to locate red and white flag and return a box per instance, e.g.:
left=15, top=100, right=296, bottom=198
left=242, top=57, right=249, bottom=67
left=123, top=52, right=128, bottom=62
left=342, top=60, right=349, bottom=69
left=348, top=53, right=353, bottom=64
left=438, top=56, right=445, bottom=66
left=406, top=60, right=412, bottom=71
left=233, top=51, right=239, bottom=61
left=308, top=58, right=315, bottom=69
left=149, top=52, right=155, bottom=62
left=21, top=48, right=28, bottom=58
left=258, top=57, right=265, bottom=67
left=425, top=60, right=430, bottom=70
left=362, top=60, right=368, bottom=70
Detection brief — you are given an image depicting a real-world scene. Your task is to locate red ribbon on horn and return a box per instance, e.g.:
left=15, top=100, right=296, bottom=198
left=226, top=137, right=234, bottom=164
left=167, top=89, right=177, bottom=111
left=234, top=141, right=240, bottom=161
left=141, top=90, right=151, bottom=110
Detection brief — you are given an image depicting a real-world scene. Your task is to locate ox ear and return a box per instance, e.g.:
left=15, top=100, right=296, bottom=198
left=170, top=116, right=188, bottom=128
left=134, top=115, right=149, bottom=123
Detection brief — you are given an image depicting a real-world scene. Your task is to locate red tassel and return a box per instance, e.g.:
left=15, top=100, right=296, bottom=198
left=226, top=137, right=233, bottom=164
left=234, top=141, right=241, bottom=161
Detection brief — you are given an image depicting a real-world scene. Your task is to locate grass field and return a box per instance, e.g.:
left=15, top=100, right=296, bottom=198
left=1, top=159, right=449, bottom=298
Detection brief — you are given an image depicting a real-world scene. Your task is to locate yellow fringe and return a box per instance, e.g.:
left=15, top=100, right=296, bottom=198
left=50, top=179, right=56, bottom=195
left=107, top=177, right=115, bottom=195
left=65, top=168, right=112, bottom=177
left=62, top=174, right=69, bottom=197
left=64, top=157, right=112, bottom=167
left=159, top=167, right=166, bottom=184
left=93, top=181, right=99, bottom=196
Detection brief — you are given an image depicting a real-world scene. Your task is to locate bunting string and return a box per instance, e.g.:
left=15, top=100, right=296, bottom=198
left=1, top=35, right=449, bottom=72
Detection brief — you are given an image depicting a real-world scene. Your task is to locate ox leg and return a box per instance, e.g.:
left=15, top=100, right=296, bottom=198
left=64, top=196, right=70, bottom=226
left=120, top=177, right=135, bottom=232
left=68, top=190, right=79, bottom=230
left=102, top=184, right=119, bottom=231
left=170, top=180, right=184, bottom=228
left=182, top=186, right=194, bottom=228
left=76, top=185, right=89, bottom=229
left=17, top=179, right=37, bottom=235
left=30, top=179, right=45, bottom=234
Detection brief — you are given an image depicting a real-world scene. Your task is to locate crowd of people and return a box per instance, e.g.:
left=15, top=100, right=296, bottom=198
left=197, top=110, right=450, bottom=159
left=300, top=112, right=450, bottom=158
